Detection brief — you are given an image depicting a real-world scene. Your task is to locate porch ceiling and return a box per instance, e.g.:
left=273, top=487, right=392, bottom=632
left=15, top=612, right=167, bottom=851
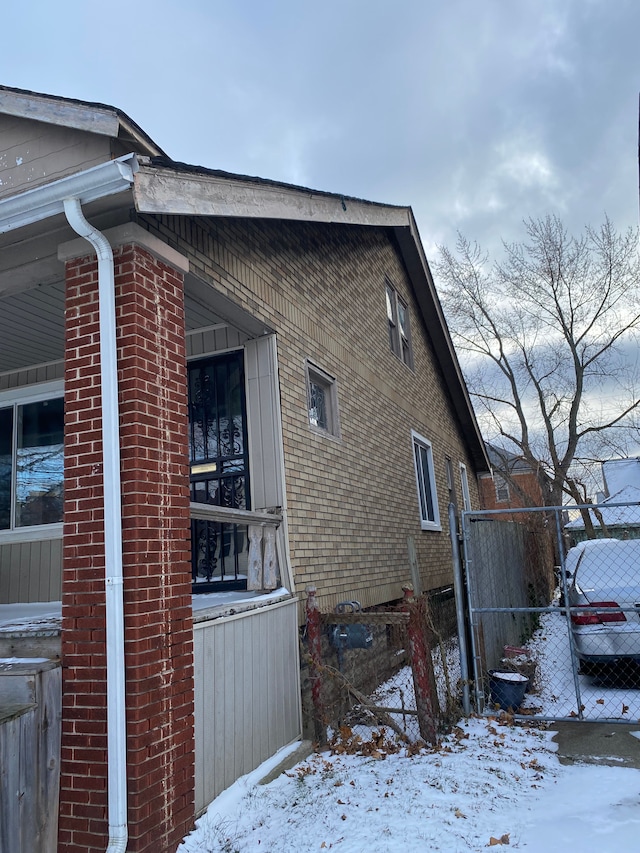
left=0, top=280, right=242, bottom=375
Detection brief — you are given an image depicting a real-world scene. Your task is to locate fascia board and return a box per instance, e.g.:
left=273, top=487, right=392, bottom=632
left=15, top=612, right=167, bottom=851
left=133, top=165, right=411, bottom=228
left=0, top=88, right=120, bottom=137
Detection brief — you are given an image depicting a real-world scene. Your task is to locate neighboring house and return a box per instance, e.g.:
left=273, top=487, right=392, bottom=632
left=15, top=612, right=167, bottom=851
left=478, top=444, right=545, bottom=512
left=0, top=86, right=487, bottom=853
left=565, top=474, right=640, bottom=545
left=602, top=457, right=640, bottom=495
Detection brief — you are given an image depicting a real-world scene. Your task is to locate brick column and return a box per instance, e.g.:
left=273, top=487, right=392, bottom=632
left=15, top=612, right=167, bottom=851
left=59, top=231, right=194, bottom=852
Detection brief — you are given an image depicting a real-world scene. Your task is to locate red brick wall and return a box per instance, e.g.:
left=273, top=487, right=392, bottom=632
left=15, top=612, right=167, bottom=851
left=59, top=244, right=194, bottom=852
left=478, top=470, right=544, bottom=512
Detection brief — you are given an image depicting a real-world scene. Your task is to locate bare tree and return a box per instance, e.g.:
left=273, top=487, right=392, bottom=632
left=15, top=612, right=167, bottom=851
left=435, top=215, right=640, bottom=514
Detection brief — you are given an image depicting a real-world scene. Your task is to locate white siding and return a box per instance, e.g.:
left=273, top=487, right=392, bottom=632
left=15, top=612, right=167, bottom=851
left=193, top=597, right=302, bottom=813
left=245, top=335, right=284, bottom=511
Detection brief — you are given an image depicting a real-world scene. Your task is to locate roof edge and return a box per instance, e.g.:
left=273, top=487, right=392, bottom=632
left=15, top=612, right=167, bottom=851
left=0, top=85, right=166, bottom=157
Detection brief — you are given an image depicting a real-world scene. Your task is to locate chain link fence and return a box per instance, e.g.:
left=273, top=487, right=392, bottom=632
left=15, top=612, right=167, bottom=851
left=463, top=502, right=640, bottom=723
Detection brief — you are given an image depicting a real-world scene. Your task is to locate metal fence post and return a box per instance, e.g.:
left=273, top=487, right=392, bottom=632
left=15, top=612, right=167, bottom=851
left=401, top=584, right=439, bottom=745
left=449, top=502, right=471, bottom=715
left=305, top=585, right=327, bottom=744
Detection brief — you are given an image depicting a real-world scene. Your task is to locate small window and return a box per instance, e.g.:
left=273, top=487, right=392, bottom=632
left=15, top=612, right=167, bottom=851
left=386, top=279, right=412, bottom=367
left=495, top=475, right=510, bottom=503
left=0, top=384, right=64, bottom=534
left=460, top=463, right=472, bottom=511
left=306, top=361, right=340, bottom=438
left=411, top=431, right=441, bottom=530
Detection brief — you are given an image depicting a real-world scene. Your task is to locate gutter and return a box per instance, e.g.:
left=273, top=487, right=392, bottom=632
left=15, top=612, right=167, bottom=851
left=0, top=152, right=138, bottom=853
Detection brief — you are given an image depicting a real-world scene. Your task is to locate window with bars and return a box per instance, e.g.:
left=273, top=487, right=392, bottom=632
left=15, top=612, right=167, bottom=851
left=188, top=351, right=251, bottom=591
left=306, top=361, right=340, bottom=438
left=386, top=280, right=412, bottom=367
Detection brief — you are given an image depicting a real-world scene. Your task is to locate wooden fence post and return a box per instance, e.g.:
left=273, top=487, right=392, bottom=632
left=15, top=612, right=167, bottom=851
left=305, top=586, right=327, bottom=744
left=401, top=584, right=440, bottom=745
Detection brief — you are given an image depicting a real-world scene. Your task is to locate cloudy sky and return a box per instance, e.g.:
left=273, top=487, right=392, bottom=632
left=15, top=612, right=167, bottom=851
left=2, top=0, right=638, bottom=260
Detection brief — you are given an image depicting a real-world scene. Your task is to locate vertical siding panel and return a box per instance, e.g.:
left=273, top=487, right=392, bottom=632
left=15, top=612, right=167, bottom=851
left=26, top=540, right=40, bottom=601
left=193, top=627, right=204, bottom=814
left=193, top=600, right=302, bottom=813
left=0, top=539, right=62, bottom=603
left=8, top=544, right=21, bottom=602
left=245, top=335, right=283, bottom=511
left=212, top=620, right=227, bottom=798
left=49, top=539, right=63, bottom=601
left=245, top=339, right=265, bottom=510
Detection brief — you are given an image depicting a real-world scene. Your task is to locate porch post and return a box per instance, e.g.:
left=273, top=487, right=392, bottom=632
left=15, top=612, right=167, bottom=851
left=58, top=226, right=195, bottom=853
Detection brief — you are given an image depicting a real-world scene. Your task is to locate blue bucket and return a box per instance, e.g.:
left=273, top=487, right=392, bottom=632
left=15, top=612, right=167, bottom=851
left=489, top=670, right=528, bottom=711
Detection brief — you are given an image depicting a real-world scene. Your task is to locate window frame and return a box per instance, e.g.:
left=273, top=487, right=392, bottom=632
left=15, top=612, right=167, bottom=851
left=385, top=279, right=413, bottom=368
left=459, top=462, right=472, bottom=512
left=411, top=430, right=441, bottom=531
left=305, top=360, right=341, bottom=440
left=0, top=379, right=64, bottom=543
left=494, top=474, right=510, bottom=503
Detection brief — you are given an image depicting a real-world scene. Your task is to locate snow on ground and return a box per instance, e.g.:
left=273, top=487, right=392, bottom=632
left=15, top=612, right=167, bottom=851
left=179, top=613, right=640, bottom=852
left=180, top=718, right=640, bottom=852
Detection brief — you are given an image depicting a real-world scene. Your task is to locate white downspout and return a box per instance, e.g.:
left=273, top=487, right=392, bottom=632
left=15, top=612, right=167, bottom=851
left=63, top=198, right=128, bottom=853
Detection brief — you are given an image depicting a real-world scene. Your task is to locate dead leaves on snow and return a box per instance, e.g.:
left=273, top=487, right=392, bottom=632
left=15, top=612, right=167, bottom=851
left=488, top=833, right=510, bottom=846
left=328, top=724, right=424, bottom=758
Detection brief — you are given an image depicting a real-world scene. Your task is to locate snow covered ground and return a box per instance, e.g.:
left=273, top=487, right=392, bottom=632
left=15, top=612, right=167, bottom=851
left=178, top=613, right=640, bottom=852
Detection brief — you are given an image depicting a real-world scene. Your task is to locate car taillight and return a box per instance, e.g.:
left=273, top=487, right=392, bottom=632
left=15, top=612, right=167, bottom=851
left=571, top=602, right=627, bottom=626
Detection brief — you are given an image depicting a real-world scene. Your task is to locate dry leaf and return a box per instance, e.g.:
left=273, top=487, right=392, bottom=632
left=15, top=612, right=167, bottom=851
left=488, top=834, right=510, bottom=846
left=596, top=699, right=604, bottom=705
left=454, top=808, right=467, bottom=819
left=622, top=704, right=629, bottom=714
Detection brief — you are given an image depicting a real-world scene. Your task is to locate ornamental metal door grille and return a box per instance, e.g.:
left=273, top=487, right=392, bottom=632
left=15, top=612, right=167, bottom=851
left=461, top=501, right=640, bottom=723
left=188, top=350, right=251, bottom=591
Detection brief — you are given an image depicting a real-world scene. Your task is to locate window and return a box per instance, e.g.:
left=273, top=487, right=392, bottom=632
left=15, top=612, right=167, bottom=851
left=411, top=431, right=441, bottom=530
left=305, top=361, right=340, bottom=438
left=494, top=475, right=510, bottom=503
left=460, top=463, right=472, bottom=511
left=0, top=382, right=64, bottom=535
left=386, top=279, right=412, bottom=367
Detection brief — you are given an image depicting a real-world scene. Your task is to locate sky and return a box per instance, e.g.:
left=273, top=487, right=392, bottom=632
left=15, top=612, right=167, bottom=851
left=177, top=611, right=640, bottom=852
left=1, top=0, right=638, bottom=260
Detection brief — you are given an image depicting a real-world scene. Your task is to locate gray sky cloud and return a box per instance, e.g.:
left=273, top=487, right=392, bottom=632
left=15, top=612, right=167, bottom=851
left=1, top=0, right=638, bottom=258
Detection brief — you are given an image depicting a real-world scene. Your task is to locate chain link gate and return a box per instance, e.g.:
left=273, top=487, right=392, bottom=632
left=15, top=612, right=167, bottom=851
left=460, top=501, right=640, bottom=723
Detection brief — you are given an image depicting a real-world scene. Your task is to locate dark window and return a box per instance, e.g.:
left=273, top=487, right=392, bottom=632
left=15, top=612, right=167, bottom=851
left=188, top=351, right=250, bottom=591
left=385, top=279, right=413, bottom=367
left=495, top=475, right=510, bottom=503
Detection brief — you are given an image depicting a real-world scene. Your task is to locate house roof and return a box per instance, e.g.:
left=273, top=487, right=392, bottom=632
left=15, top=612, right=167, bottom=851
left=0, top=84, right=166, bottom=157
left=485, top=443, right=532, bottom=475
left=565, top=485, right=640, bottom=528
left=0, top=86, right=489, bottom=473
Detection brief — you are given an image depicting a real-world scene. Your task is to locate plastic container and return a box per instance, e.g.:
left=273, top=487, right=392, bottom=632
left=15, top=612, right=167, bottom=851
left=489, top=670, right=529, bottom=711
